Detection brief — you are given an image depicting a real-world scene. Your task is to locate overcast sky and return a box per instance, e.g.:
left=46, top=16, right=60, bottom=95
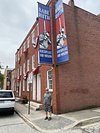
left=0, top=0, right=100, bottom=69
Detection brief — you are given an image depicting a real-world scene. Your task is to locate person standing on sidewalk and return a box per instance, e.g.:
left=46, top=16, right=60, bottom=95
left=44, top=88, right=52, bottom=121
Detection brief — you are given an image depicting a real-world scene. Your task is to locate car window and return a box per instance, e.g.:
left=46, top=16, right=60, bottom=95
left=0, top=92, right=13, bottom=98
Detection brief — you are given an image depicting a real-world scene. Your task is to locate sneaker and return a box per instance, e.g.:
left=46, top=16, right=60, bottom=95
left=48, top=117, right=52, bottom=121
left=44, top=116, right=48, bottom=120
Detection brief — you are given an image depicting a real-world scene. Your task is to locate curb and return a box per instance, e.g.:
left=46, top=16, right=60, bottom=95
left=15, top=109, right=38, bottom=131
left=15, top=109, right=62, bottom=133
left=15, top=109, right=100, bottom=132
left=75, top=116, right=100, bottom=127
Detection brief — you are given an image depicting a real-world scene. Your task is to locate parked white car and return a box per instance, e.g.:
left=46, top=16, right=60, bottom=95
left=0, top=90, right=15, bottom=114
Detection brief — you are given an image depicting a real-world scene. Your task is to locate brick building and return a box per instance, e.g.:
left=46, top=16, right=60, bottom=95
left=3, top=66, right=13, bottom=90
left=15, top=0, right=100, bottom=114
left=11, top=69, right=16, bottom=93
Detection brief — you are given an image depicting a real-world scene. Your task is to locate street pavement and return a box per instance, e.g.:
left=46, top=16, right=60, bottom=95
left=15, top=101, right=100, bottom=133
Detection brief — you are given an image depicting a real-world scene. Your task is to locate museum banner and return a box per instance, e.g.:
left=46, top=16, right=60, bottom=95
left=55, top=0, right=69, bottom=64
left=38, top=2, right=52, bottom=64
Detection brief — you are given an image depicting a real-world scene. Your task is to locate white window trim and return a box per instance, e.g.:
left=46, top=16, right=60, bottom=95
left=23, top=63, right=25, bottom=75
left=23, top=42, right=26, bottom=52
left=18, top=51, right=20, bottom=61
left=27, top=59, right=30, bottom=72
left=31, top=23, right=39, bottom=48
left=27, top=36, right=30, bottom=48
left=23, top=80, right=25, bottom=91
left=47, top=70, right=53, bottom=92
left=27, top=78, right=29, bottom=91
left=20, top=66, right=22, bottom=76
left=32, top=55, right=35, bottom=69
left=17, top=68, right=19, bottom=78
left=20, top=47, right=22, bottom=55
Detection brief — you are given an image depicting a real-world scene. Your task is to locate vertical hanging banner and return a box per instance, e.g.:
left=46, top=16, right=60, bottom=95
left=38, top=2, right=52, bottom=64
left=55, top=0, right=69, bottom=64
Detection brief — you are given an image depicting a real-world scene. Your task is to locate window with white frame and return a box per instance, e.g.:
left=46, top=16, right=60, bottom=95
left=32, top=23, right=39, bottom=47
left=27, top=36, right=30, bottom=48
left=23, top=63, right=25, bottom=74
left=20, top=47, right=22, bottom=55
left=27, top=59, right=30, bottom=72
left=32, top=55, right=35, bottom=69
left=20, top=66, right=22, bottom=75
left=17, top=68, right=19, bottom=78
left=27, top=78, right=29, bottom=91
left=23, top=80, right=25, bottom=91
left=18, top=51, right=20, bottom=61
left=32, top=30, right=35, bottom=45
left=47, top=70, right=52, bottom=91
left=23, top=42, right=26, bottom=52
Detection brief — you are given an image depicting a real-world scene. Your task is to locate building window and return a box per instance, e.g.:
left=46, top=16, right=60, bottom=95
left=27, top=79, right=29, bottom=91
left=23, top=80, right=25, bottom=91
left=23, top=63, right=25, bottom=74
left=32, top=23, right=39, bottom=48
left=20, top=47, right=22, bottom=55
left=32, top=55, right=35, bottom=69
left=20, top=66, right=22, bottom=75
left=17, top=68, right=19, bottom=79
left=32, top=30, right=35, bottom=45
left=27, top=36, right=30, bottom=48
left=47, top=70, right=52, bottom=91
left=23, top=42, right=26, bottom=52
left=18, top=51, right=20, bottom=62
left=27, top=59, right=30, bottom=72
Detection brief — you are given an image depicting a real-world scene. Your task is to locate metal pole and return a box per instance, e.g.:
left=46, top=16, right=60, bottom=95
left=28, top=83, right=31, bottom=114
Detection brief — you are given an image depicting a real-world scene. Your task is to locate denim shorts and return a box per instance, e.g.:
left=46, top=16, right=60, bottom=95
left=44, top=104, right=51, bottom=112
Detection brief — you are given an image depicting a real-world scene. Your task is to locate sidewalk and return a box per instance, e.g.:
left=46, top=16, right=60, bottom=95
left=15, top=101, right=100, bottom=133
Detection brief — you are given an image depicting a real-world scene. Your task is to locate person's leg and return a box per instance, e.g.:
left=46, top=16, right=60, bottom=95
left=46, top=111, right=48, bottom=117
left=44, top=111, right=48, bottom=120
left=48, top=105, right=52, bottom=121
left=44, top=104, right=48, bottom=120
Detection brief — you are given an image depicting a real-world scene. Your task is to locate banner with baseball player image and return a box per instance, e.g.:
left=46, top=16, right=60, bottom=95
left=38, top=2, right=52, bottom=64
left=55, top=0, right=69, bottom=64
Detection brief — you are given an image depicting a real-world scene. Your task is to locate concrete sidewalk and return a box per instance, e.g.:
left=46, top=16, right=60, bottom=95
left=15, top=101, right=100, bottom=133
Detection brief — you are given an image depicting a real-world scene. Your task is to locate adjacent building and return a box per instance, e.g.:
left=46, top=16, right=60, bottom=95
left=3, top=66, right=13, bottom=90
left=14, top=0, right=100, bottom=114
left=11, top=69, right=16, bottom=93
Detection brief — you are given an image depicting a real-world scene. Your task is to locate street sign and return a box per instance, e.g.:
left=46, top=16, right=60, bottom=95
left=28, top=72, right=33, bottom=84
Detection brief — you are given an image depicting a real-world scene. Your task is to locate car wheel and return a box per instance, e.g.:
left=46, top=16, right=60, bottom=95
left=10, top=110, right=14, bottom=115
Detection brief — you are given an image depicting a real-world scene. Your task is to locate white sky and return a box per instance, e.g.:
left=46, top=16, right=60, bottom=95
left=0, top=0, right=100, bottom=69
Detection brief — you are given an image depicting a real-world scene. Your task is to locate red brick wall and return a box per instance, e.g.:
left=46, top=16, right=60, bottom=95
left=15, top=19, right=52, bottom=101
left=56, top=4, right=100, bottom=113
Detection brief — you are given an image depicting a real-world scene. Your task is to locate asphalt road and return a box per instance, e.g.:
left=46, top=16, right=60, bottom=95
left=0, top=112, right=40, bottom=133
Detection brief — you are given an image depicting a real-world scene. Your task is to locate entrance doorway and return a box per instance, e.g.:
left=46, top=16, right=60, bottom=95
left=32, top=74, right=41, bottom=102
